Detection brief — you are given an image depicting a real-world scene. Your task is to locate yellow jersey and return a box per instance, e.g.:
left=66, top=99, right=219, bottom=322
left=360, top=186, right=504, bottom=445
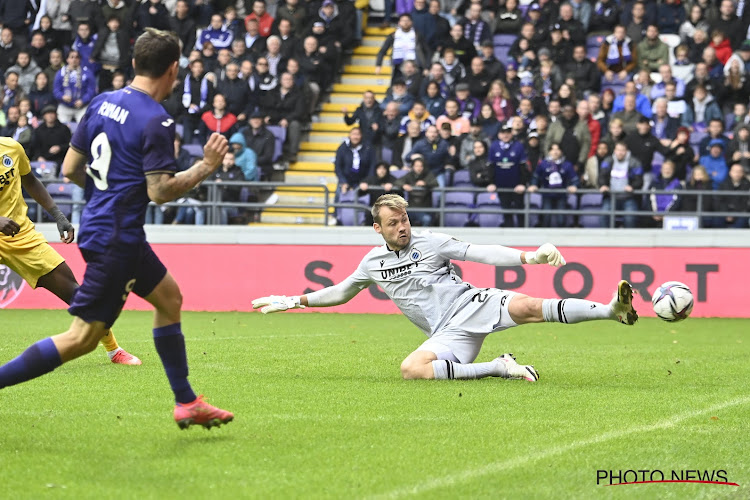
left=0, top=137, right=32, bottom=234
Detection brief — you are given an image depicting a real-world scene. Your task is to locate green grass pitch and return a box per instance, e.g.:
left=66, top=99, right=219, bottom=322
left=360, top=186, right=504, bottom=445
left=1, top=310, right=749, bottom=499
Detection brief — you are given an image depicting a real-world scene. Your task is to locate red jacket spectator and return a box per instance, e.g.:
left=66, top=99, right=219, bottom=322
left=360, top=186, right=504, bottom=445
left=245, top=1, right=274, bottom=38
left=709, top=36, right=732, bottom=65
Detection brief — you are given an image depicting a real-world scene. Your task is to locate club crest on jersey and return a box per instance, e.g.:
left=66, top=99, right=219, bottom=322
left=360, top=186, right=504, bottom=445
left=2, top=155, right=13, bottom=168
left=409, top=248, right=422, bottom=262
left=0, top=265, right=25, bottom=308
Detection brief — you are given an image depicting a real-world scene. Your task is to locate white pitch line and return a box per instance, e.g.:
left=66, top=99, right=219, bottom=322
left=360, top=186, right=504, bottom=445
left=368, top=395, right=750, bottom=500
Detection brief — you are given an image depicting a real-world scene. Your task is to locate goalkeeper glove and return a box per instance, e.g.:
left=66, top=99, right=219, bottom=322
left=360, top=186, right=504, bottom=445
left=525, top=243, right=566, bottom=267
left=251, top=295, right=305, bottom=314
left=50, top=206, right=75, bottom=243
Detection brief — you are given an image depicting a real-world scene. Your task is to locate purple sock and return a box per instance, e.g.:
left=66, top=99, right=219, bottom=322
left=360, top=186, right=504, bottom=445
left=0, top=337, right=62, bottom=389
left=153, top=323, right=197, bottom=404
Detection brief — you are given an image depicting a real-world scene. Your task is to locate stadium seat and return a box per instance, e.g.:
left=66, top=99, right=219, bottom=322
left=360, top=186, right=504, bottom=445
left=476, top=191, right=504, bottom=227
left=46, top=182, right=76, bottom=219
left=494, top=46, right=511, bottom=62
left=30, top=161, right=58, bottom=179
left=451, top=169, right=472, bottom=187
left=587, top=45, right=600, bottom=62
left=527, top=192, right=542, bottom=227
left=65, top=121, right=79, bottom=134
left=586, top=35, right=605, bottom=48
left=338, top=190, right=369, bottom=226
left=579, top=193, right=604, bottom=227
left=689, top=131, right=706, bottom=147
left=267, top=125, right=286, bottom=162
left=182, top=144, right=204, bottom=159
left=175, top=123, right=184, bottom=139
left=493, top=34, right=517, bottom=47
left=444, top=191, right=475, bottom=227
left=390, top=168, right=409, bottom=179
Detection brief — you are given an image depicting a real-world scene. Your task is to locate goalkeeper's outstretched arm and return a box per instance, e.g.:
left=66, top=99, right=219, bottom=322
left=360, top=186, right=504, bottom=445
left=252, top=276, right=365, bottom=314
left=464, top=242, right=566, bottom=267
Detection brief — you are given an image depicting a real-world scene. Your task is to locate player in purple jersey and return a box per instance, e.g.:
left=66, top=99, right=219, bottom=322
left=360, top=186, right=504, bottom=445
left=0, top=29, right=234, bottom=430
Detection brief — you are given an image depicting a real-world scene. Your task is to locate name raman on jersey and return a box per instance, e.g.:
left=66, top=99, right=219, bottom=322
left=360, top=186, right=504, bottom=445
left=97, top=101, right=130, bottom=125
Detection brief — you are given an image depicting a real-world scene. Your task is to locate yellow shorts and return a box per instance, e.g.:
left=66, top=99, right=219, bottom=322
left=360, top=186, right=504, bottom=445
left=0, top=225, right=65, bottom=289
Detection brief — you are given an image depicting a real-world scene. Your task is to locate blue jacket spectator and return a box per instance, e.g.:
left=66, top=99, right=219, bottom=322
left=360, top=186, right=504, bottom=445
left=656, top=0, right=685, bottom=35
left=699, top=140, right=729, bottom=189
left=528, top=144, right=579, bottom=227
left=229, top=131, right=258, bottom=181
left=612, top=89, right=653, bottom=118
left=343, top=91, right=382, bottom=145
left=489, top=129, right=529, bottom=189
left=53, top=51, right=96, bottom=121
left=380, top=79, right=415, bottom=115
left=197, top=15, right=234, bottom=50
left=335, top=127, right=376, bottom=188
left=406, top=125, right=450, bottom=178
left=649, top=161, right=682, bottom=216
left=72, top=22, right=98, bottom=74
left=683, top=90, right=723, bottom=129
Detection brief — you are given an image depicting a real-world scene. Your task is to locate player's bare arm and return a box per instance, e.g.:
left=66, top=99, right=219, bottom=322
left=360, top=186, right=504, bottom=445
left=61, top=147, right=87, bottom=188
left=0, top=216, right=20, bottom=236
left=20, top=173, right=75, bottom=243
left=145, top=133, right=229, bottom=204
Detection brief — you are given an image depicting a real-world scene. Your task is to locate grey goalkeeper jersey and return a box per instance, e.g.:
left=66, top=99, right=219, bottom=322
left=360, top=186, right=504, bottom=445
left=343, top=231, right=475, bottom=335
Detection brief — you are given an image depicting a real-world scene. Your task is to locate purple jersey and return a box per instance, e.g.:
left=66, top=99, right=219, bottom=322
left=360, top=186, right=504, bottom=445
left=70, top=86, right=177, bottom=252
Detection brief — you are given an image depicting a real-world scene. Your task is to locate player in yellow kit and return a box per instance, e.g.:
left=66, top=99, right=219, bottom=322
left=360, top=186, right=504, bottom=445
left=0, top=137, right=141, bottom=364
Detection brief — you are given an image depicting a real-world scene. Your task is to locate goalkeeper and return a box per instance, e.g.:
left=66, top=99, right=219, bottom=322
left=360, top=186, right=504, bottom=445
left=253, top=194, right=638, bottom=382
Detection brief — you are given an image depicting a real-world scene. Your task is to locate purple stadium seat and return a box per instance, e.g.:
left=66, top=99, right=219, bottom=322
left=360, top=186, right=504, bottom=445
left=182, top=144, right=204, bottom=158
left=338, top=190, right=357, bottom=226
left=579, top=193, right=603, bottom=227
left=724, top=112, right=735, bottom=132
left=267, top=125, right=286, bottom=162
left=452, top=169, right=472, bottom=187
left=494, top=46, right=511, bottom=61
left=587, top=35, right=605, bottom=48
left=175, top=123, right=185, bottom=139
left=65, top=121, right=78, bottom=134
left=493, top=34, right=517, bottom=47
left=476, top=191, right=503, bottom=227
left=390, top=168, right=409, bottom=179
left=30, top=161, right=58, bottom=179
left=652, top=151, right=665, bottom=168
left=527, top=192, right=542, bottom=227
left=444, top=191, right=475, bottom=227
left=357, top=193, right=370, bottom=225
left=46, top=182, right=76, bottom=219
left=689, top=131, right=706, bottom=147
left=587, top=46, right=600, bottom=62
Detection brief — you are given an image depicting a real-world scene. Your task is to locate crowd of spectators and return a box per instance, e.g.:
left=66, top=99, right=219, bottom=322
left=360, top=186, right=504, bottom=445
left=0, top=0, right=363, bottom=224
left=334, top=0, right=750, bottom=227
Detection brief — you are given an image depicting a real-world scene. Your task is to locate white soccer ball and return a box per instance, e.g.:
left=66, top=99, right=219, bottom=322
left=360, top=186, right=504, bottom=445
left=652, top=281, right=694, bottom=322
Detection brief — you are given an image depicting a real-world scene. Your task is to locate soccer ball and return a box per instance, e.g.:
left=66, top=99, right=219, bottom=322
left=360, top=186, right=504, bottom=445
left=652, top=281, right=694, bottom=322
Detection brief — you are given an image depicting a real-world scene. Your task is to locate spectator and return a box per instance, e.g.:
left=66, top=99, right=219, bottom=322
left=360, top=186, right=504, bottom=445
left=335, top=127, right=376, bottom=200
left=10, top=114, right=33, bottom=156
left=31, top=105, right=70, bottom=166
left=517, top=76, right=547, bottom=116
left=243, top=18, right=267, bottom=58
left=398, top=100, right=435, bottom=135
left=400, top=60, right=424, bottom=97
left=601, top=117, right=628, bottom=152
left=43, top=50, right=64, bottom=92
left=422, top=79, right=446, bottom=117
left=526, top=129, right=543, bottom=170
left=246, top=0, right=275, bottom=37
left=663, top=81, right=689, bottom=121
left=424, top=0, right=451, bottom=52
left=407, top=124, right=450, bottom=185
left=437, top=121, right=461, bottom=174
left=557, top=2, right=587, bottom=45
left=454, top=82, right=480, bottom=120
left=461, top=3, right=492, bottom=49
left=715, top=163, right=750, bottom=227
left=698, top=118, right=728, bottom=157
left=663, top=126, right=695, bottom=180
left=577, top=99, right=601, bottom=159
left=671, top=44, right=695, bottom=85
left=478, top=102, right=500, bottom=138
left=565, top=45, right=601, bottom=96
left=597, top=25, right=638, bottom=82
left=410, top=0, right=433, bottom=45
left=262, top=36, right=288, bottom=77
left=708, top=29, right=732, bottom=65
left=311, top=0, right=354, bottom=51
left=72, top=21, right=98, bottom=74
left=375, top=14, right=429, bottom=78
left=488, top=122, right=529, bottom=227
left=712, top=0, right=742, bottom=48
left=701, top=46, right=724, bottom=80
left=583, top=141, right=611, bottom=188
left=198, top=42, right=219, bottom=74
left=656, top=0, right=685, bottom=34
left=229, top=131, right=259, bottom=181
left=181, top=59, right=215, bottom=142
left=28, top=72, right=56, bottom=117
left=217, top=62, right=253, bottom=122
left=478, top=40, right=504, bottom=82
left=134, top=0, right=171, bottom=36
left=724, top=40, right=750, bottom=77
left=53, top=50, right=95, bottom=123
left=682, top=164, right=714, bottom=225
left=395, top=157, right=438, bottom=226
left=649, top=160, right=683, bottom=225
left=360, top=162, right=400, bottom=207
left=727, top=103, right=749, bottom=135
left=44, top=1, right=72, bottom=49
left=396, top=120, right=423, bottom=167
left=6, top=51, right=41, bottom=95
left=589, top=0, right=620, bottom=34
left=700, top=139, right=729, bottom=189
left=265, top=72, right=305, bottom=164
left=599, top=141, right=644, bottom=227
left=545, top=103, right=591, bottom=171
left=624, top=1, right=649, bottom=44
left=680, top=5, right=710, bottom=44
left=91, top=16, right=130, bottom=92
left=436, top=98, right=471, bottom=136
left=459, top=118, right=488, bottom=168
left=721, top=58, right=750, bottom=109
left=462, top=57, right=492, bottom=100
left=494, top=0, right=524, bottom=35
left=438, top=48, right=466, bottom=89
left=483, top=79, right=514, bottom=123
left=276, top=19, right=301, bottom=60
left=199, top=93, right=239, bottom=143
left=277, top=0, right=308, bottom=37
left=684, top=85, right=723, bottom=130
left=381, top=78, right=415, bottom=115
left=212, top=151, right=247, bottom=225
left=468, top=139, right=494, bottom=188
left=374, top=102, right=403, bottom=165
left=443, top=23, right=477, bottom=68
left=197, top=14, right=234, bottom=51
left=2, top=71, right=26, bottom=113
left=248, top=57, right=278, bottom=110
left=625, top=116, right=666, bottom=186
left=29, top=32, right=51, bottom=71
left=528, top=142, right=579, bottom=227
left=727, top=125, right=750, bottom=173
left=17, top=98, right=36, bottom=128
left=611, top=92, right=644, bottom=134
left=544, top=24, right=572, bottom=67
left=298, top=36, right=327, bottom=113
left=634, top=69, right=655, bottom=100
left=638, top=25, right=670, bottom=72
left=420, top=62, right=451, bottom=99
left=243, top=110, right=276, bottom=180
left=0, top=105, right=19, bottom=137
left=169, top=0, right=196, bottom=57
left=343, top=91, right=382, bottom=145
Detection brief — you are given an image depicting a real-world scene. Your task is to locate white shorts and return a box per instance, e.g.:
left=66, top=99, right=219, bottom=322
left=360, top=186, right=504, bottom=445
left=417, top=288, right=518, bottom=364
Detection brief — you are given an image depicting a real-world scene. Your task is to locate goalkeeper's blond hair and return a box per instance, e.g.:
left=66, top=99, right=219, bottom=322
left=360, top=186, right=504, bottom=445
left=372, top=194, right=409, bottom=224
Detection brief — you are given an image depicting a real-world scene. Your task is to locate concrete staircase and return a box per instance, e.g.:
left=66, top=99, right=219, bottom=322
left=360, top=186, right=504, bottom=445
left=257, top=26, right=394, bottom=225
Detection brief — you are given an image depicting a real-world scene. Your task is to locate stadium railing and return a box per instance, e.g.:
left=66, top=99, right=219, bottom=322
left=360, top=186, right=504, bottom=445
left=24, top=179, right=750, bottom=228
